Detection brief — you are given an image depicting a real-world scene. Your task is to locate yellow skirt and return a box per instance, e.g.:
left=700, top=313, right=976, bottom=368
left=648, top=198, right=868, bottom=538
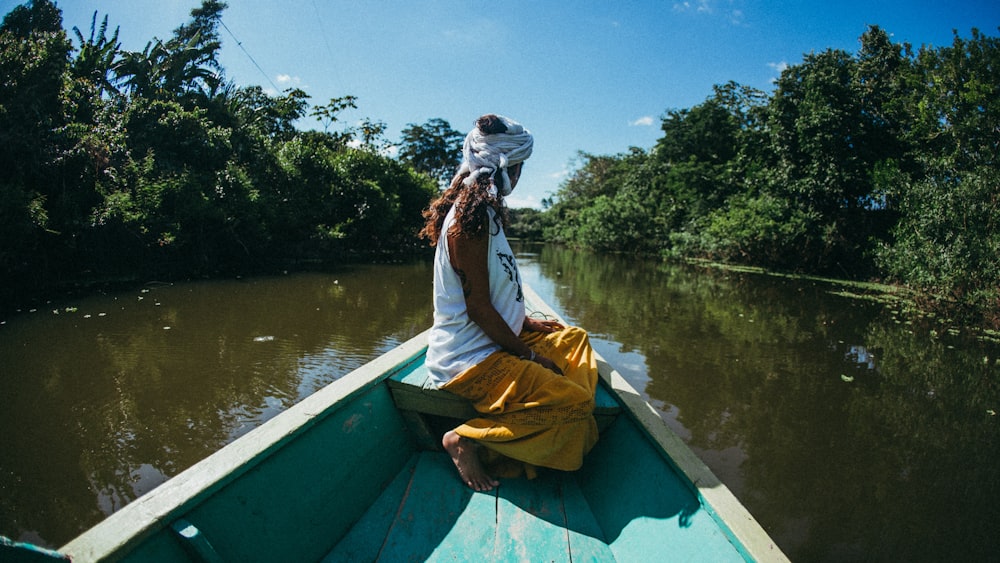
left=440, top=326, right=600, bottom=478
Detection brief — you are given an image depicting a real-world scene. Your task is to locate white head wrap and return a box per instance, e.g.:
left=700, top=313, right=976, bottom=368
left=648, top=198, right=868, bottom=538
left=458, top=115, right=533, bottom=197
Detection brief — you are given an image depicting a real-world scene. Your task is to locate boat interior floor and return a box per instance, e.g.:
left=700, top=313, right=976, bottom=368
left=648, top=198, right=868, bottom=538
left=323, top=450, right=615, bottom=562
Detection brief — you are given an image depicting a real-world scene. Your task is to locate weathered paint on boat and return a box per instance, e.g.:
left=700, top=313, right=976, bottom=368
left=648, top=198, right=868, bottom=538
left=1, top=286, right=788, bottom=562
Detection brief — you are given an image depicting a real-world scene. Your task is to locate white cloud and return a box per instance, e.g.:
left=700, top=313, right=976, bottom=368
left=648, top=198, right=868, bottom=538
left=265, top=74, right=305, bottom=96
left=673, top=1, right=745, bottom=24
left=630, top=116, right=655, bottom=127
left=505, top=193, right=541, bottom=209
left=768, top=61, right=788, bottom=83
left=673, top=1, right=712, bottom=14
left=549, top=167, right=570, bottom=180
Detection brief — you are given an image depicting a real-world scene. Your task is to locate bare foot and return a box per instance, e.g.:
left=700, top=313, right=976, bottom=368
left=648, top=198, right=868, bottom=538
left=442, top=430, right=499, bottom=492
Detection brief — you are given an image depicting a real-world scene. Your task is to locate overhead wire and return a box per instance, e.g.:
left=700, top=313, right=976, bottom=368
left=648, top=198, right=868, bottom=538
left=219, top=18, right=280, bottom=92
left=310, top=0, right=337, bottom=61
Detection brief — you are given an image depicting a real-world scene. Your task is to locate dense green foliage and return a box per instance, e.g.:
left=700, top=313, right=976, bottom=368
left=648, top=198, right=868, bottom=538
left=0, top=0, right=444, bottom=308
left=3, top=1, right=995, bottom=324
left=398, top=118, right=464, bottom=188
left=540, top=26, right=999, bottom=325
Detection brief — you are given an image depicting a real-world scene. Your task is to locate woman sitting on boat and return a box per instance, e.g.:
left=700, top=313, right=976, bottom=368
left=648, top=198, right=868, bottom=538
left=419, top=114, right=600, bottom=492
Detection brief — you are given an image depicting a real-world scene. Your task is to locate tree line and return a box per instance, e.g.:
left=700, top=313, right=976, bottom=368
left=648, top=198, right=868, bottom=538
left=4, top=0, right=997, bottom=326
left=522, top=25, right=998, bottom=327
left=0, top=0, right=464, bottom=310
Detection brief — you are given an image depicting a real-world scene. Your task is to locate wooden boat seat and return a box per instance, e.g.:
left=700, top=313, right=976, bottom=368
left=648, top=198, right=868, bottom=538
left=386, top=358, right=622, bottom=443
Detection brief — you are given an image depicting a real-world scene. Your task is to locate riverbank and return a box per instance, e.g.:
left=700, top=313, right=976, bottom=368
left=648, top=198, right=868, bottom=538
left=0, top=246, right=435, bottom=320
left=687, top=258, right=1000, bottom=340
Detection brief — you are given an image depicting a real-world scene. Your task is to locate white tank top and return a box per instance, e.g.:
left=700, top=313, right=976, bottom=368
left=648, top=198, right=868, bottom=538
left=425, top=206, right=525, bottom=387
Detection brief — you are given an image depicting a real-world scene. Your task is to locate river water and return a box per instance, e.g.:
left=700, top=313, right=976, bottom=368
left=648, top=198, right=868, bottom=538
left=1, top=245, right=998, bottom=561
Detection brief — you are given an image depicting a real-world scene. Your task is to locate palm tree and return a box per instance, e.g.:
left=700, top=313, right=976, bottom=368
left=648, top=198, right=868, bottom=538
left=116, top=32, right=221, bottom=100
left=114, top=1, right=226, bottom=100
left=71, top=12, right=121, bottom=97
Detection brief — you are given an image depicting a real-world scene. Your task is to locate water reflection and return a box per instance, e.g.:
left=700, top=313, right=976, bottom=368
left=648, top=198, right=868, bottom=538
left=845, top=345, right=876, bottom=370
left=517, top=244, right=1000, bottom=562
left=0, top=264, right=432, bottom=547
left=3, top=247, right=999, bottom=561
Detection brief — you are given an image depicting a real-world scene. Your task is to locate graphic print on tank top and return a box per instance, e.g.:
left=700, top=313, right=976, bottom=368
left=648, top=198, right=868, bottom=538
left=496, top=251, right=524, bottom=303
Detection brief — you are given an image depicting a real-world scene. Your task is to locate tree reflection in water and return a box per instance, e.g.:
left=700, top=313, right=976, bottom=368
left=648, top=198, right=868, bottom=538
left=0, top=263, right=433, bottom=547
left=517, top=243, right=1000, bottom=563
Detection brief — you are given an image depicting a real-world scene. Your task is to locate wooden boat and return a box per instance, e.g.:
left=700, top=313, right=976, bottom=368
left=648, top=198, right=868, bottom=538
left=3, top=286, right=788, bottom=562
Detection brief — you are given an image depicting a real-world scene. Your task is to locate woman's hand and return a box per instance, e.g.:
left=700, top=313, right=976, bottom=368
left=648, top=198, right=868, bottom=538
left=522, top=317, right=565, bottom=375
left=534, top=354, right=563, bottom=375
left=523, top=317, right=564, bottom=333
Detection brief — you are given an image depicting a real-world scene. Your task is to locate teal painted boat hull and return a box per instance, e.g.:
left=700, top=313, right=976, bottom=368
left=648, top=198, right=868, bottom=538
left=3, top=287, right=787, bottom=562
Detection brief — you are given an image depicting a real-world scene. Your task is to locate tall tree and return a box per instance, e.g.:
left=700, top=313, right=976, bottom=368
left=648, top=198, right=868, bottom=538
left=0, top=0, right=74, bottom=289
left=653, top=95, right=742, bottom=221
left=310, top=95, right=357, bottom=133
left=398, top=118, right=463, bottom=187
left=115, top=0, right=225, bottom=100
left=761, top=48, right=880, bottom=273
left=70, top=11, right=121, bottom=97
left=877, top=29, right=1000, bottom=320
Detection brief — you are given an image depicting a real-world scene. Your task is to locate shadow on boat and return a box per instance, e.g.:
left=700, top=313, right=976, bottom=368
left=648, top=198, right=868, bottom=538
left=336, top=409, right=709, bottom=562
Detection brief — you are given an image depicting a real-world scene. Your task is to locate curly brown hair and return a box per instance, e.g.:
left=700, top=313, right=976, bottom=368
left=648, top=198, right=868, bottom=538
left=418, top=115, right=510, bottom=246
left=418, top=170, right=506, bottom=246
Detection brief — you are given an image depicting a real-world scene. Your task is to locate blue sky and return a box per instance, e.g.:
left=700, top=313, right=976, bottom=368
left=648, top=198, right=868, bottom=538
left=15, top=1, right=1000, bottom=208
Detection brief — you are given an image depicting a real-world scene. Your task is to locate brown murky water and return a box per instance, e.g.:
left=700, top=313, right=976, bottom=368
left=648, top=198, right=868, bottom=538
left=2, top=247, right=998, bottom=561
